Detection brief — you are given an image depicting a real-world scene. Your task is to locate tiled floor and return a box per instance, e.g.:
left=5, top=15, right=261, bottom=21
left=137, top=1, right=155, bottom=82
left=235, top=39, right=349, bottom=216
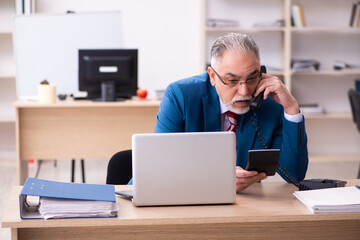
left=0, top=157, right=359, bottom=239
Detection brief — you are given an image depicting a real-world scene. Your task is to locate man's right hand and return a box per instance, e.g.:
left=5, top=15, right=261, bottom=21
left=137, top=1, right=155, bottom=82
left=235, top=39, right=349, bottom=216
left=236, top=166, right=267, bottom=192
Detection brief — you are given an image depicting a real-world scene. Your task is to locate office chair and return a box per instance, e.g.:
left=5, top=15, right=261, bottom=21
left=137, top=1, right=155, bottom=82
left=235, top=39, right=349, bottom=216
left=348, top=89, right=360, bottom=178
left=106, top=150, right=132, bottom=184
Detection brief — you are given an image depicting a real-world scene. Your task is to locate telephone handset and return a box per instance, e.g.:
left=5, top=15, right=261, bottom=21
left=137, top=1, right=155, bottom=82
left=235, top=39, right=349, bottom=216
left=250, top=65, right=267, bottom=112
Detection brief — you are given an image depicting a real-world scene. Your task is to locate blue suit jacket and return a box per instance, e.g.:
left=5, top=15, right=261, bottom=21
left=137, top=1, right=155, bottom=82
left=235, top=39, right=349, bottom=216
left=155, top=72, right=308, bottom=181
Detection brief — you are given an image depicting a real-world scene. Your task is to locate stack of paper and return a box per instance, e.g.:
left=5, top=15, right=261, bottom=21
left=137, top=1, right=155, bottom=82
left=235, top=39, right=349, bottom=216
left=206, top=18, right=239, bottom=27
left=293, top=186, right=360, bottom=213
left=20, top=178, right=118, bottom=219
left=291, top=59, right=320, bottom=72
left=39, top=198, right=117, bottom=219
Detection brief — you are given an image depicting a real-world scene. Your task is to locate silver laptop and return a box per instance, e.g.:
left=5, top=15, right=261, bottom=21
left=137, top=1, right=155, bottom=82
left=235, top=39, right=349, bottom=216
left=117, top=132, right=236, bottom=206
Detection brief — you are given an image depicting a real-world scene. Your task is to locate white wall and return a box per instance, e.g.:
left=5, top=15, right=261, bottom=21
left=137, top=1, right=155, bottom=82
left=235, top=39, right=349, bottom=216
left=35, top=0, right=204, bottom=98
left=14, top=12, right=125, bottom=98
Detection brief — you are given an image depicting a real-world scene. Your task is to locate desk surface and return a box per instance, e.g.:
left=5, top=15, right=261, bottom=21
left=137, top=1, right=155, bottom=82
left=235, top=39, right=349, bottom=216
left=2, top=181, right=360, bottom=240
left=13, top=98, right=161, bottom=108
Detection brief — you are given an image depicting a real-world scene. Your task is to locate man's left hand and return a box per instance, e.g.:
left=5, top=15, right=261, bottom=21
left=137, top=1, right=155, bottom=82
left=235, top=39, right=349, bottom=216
left=254, top=73, right=299, bottom=115
left=236, top=166, right=267, bottom=192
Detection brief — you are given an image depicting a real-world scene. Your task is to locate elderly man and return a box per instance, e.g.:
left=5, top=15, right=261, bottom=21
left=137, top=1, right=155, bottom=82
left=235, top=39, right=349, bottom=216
left=154, top=33, right=308, bottom=192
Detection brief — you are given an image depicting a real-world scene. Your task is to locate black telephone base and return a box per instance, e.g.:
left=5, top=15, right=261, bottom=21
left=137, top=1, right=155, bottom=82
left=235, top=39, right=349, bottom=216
left=298, top=178, right=347, bottom=191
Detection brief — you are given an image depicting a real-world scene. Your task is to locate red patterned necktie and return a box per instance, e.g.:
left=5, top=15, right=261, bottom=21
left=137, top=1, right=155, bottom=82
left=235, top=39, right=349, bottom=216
left=226, top=111, right=239, bottom=132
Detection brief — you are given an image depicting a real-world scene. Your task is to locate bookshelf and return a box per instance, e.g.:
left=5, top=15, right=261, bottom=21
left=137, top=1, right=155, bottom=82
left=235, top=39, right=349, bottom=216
left=0, top=0, right=18, bottom=159
left=204, top=0, right=360, bottom=157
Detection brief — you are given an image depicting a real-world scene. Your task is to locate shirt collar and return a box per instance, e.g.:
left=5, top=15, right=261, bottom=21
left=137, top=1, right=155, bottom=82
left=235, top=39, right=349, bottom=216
left=219, top=97, right=229, bottom=114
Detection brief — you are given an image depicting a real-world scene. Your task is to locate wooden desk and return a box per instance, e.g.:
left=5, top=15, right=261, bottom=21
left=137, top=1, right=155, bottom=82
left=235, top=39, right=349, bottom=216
left=13, top=99, right=160, bottom=185
left=2, top=181, right=360, bottom=240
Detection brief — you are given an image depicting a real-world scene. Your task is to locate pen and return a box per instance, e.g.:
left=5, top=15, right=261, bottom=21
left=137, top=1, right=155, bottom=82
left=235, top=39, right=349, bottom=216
left=355, top=185, right=360, bottom=190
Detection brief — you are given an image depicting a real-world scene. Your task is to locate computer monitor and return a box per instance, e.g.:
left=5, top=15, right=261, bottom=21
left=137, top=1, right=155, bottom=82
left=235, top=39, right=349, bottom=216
left=79, top=49, right=138, bottom=101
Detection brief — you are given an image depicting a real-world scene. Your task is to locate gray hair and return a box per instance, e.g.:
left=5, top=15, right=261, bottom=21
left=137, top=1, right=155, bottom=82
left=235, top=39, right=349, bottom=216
left=210, top=33, right=260, bottom=68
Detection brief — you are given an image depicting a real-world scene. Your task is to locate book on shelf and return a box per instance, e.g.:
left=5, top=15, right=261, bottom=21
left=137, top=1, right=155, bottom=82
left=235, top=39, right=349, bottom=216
left=206, top=18, right=239, bottom=27
left=15, top=0, right=23, bottom=15
left=293, top=185, right=360, bottom=213
left=20, top=177, right=118, bottom=219
left=300, top=103, right=325, bottom=114
left=24, top=0, right=36, bottom=14
left=291, top=5, right=306, bottom=27
left=16, top=0, right=36, bottom=15
left=298, top=5, right=306, bottom=27
left=349, top=1, right=360, bottom=27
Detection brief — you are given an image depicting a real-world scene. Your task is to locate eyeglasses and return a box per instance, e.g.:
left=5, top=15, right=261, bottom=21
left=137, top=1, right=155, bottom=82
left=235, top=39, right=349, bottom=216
left=211, top=67, right=261, bottom=87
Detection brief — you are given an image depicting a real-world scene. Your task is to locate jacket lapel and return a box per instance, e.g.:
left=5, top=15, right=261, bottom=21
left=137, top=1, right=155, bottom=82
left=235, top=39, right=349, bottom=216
left=202, top=76, right=221, bottom=131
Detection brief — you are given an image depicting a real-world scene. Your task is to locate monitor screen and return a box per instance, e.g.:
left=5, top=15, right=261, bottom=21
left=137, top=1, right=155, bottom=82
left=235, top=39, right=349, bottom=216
left=79, top=49, right=138, bottom=101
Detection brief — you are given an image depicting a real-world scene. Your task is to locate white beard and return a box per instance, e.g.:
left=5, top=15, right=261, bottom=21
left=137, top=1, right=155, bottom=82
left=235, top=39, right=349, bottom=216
left=225, top=95, right=253, bottom=115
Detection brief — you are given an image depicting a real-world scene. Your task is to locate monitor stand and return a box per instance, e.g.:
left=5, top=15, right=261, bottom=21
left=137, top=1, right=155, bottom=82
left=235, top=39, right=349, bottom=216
left=100, top=81, right=116, bottom=102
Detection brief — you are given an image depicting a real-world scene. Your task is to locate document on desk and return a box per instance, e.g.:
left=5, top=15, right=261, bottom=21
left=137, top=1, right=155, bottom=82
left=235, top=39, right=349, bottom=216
left=293, top=186, right=360, bottom=213
left=20, top=178, right=118, bottom=219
